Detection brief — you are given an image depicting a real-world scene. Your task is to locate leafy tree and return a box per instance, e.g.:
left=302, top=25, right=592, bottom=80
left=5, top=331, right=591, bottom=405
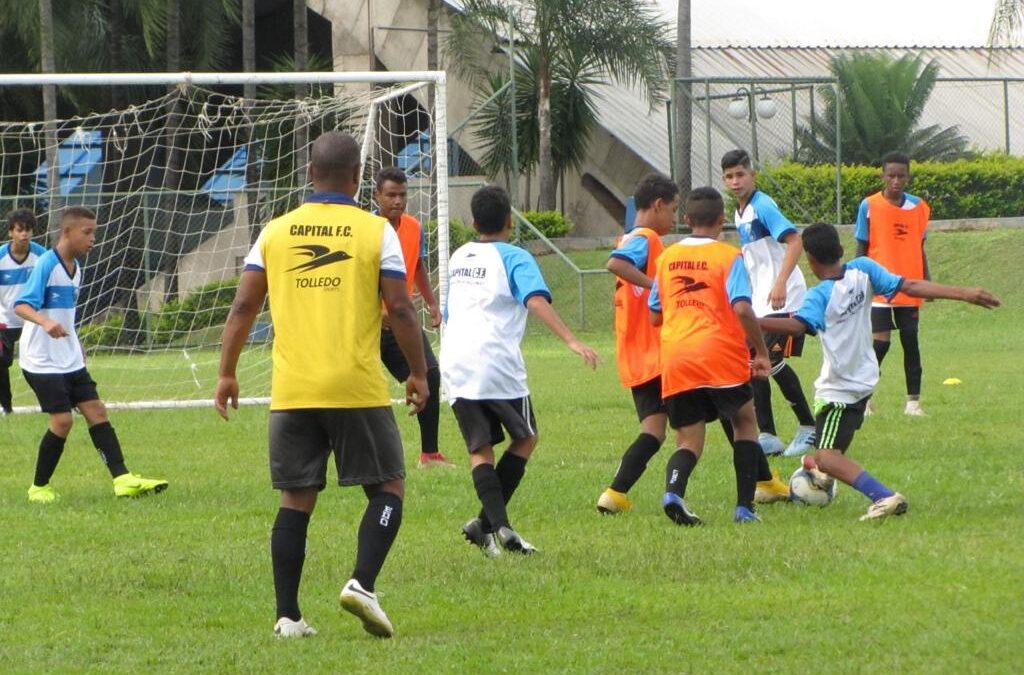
left=796, top=53, right=969, bottom=165
left=447, top=0, right=673, bottom=211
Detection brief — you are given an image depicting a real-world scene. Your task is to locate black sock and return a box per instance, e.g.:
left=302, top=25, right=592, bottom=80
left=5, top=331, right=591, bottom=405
left=873, top=339, right=891, bottom=368
left=33, top=430, right=66, bottom=487
left=721, top=419, right=772, bottom=482
left=665, top=448, right=699, bottom=498
left=89, top=422, right=128, bottom=478
left=773, top=362, right=815, bottom=426
left=271, top=507, right=310, bottom=621
left=752, top=377, right=776, bottom=435
left=610, top=433, right=662, bottom=493
left=472, top=463, right=510, bottom=532
left=0, top=365, right=11, bottom=412
left=418, top=368, right=441, bottom=454
left=352, top=492, right=403, bottom=593
left=733, top=440, right=761, bottom=510
left=900, top=329, right=922, bottom=397
left=479, top=451, right=529, bottom=528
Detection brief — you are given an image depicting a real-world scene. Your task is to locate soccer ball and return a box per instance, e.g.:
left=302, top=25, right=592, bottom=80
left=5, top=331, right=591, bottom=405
left=788, top=467, right=836, bottom=507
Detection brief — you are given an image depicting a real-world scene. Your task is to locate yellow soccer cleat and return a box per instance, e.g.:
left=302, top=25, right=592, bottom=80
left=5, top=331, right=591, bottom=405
left=596, top=487, right=633, bottom=514
left=113, top=472, right=169, bottom=498
left=27, top=483, right=58, bottom=504
left=754, top=468, right=790, bottom=504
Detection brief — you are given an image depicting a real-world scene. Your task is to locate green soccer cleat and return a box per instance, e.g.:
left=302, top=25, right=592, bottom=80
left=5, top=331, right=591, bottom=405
left=27, top=483, right=58, bottom=504
left=113, top=472, right=169, bottom=498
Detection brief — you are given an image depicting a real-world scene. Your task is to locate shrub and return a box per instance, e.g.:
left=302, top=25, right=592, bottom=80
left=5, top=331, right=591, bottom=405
left=758, top=155, right=1024, bottom=224
left=426, top=217, right=475, bottom=272
left=153, top=277, right=239, bottom=345
left=518, top=210, right=573, bottom=239
left=78, top=313, right=124, bottom=351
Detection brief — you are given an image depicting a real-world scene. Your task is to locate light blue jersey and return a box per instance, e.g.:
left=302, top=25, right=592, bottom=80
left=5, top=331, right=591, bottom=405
left=0, top=241, right=47, bottom=327
left=15, top=249, right=84, bottom=374
left=734, top=190, right=806, bottom=316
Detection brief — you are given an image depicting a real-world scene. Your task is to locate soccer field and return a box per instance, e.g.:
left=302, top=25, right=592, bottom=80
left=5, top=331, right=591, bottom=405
left=1, top=229, right=1021, bottom=673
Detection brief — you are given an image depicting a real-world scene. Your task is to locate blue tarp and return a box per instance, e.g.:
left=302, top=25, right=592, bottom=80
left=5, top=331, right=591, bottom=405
left=35, top=129, right=104, bottom=197
left=396, top=131, right=431, bottom=176
left=202, top=146, right=248, bottom=203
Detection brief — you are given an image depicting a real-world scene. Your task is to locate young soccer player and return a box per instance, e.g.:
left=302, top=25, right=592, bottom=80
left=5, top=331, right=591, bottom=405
left=216, top=132, right=428, bottom=638
left=16, top=206, right=167, bottom=503
left=0, top=208, right=47, bottom=413
left=441, top=185, right=598, bottom=555
left=595, top=173, right=677, bottom=514
left=374, top=167, right=452, bottom=468
left=760, top=223, right=999, bottom=520
left=855, top=152, right=931, bottom=416
left=722, top=149, right=816, bottom=457
left=648, top=187, right=772, bottom=525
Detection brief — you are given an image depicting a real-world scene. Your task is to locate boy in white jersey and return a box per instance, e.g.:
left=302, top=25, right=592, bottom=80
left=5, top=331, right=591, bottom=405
left=16, top=206, right=167, bottom=503
left=759, top=223, right=998, bottom=520
left=440, top=186, right=598, bottom=555
left=722, top=149, right=816, bottom=458
left=0, top=209, right=46, bottom=413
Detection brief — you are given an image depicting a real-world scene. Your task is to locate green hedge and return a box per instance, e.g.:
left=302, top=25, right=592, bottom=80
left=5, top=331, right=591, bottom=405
left=152, top=277, right=239, bottom=345
left=758, top=155, right=1024, bottom=224
left=519, top=210, right=573, bottom=238
left=78, top=313, right=124, bottom=351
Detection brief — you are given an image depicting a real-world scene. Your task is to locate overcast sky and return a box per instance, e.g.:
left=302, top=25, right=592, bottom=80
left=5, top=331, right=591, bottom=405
left=659, top=0, right=995, bottom=48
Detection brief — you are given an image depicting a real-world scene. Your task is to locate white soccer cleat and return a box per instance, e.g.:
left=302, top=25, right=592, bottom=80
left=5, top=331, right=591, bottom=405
left=864, top=400, right=875, bottom=416
left=496, top=526, right=538, bottom=554
left=904, top=400, right=926, bottom=416
left=340, top=578, right=394, bottom=638
left=757, top=432, right=786, bottom=456
left=783, top=426, right=817, bottom=457
left=859, top=493, right=908, bottom=521
left=273, top=617, right=317, bottom=638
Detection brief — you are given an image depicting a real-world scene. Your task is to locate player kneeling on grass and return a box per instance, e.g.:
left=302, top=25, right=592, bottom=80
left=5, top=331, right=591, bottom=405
left=17, top=206, right=167, bottom=503
left=759, top=223, right=999, bottom=521
left=440, top=185, right=599, bottom=556
left=648, top=187, right=772, bottom=526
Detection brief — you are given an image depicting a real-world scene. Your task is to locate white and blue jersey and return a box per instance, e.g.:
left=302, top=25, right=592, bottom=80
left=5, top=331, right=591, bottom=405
left=734, top=190, right=806, bottom=317
left=440, top=241, right=551, bottom=400
left=14, top=249, right=84, bottom=374
left=0, top=241, right=47, bottom=327
left=794, top=257, right=904, bottom=404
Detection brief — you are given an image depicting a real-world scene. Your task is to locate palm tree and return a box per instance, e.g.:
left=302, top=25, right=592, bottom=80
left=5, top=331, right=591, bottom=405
left=675, top=0, right=691, bottom=198
left=242, top=0, right=256, bottom=99
left=448, top=0, right=673, bottom=211
left=796, top=53, right=969, bottom=165
left=294, top=0, right=309, bottom=184
left=989, top=0, right=1024, bottom=47
left=39, top=0, right=59, bottom=234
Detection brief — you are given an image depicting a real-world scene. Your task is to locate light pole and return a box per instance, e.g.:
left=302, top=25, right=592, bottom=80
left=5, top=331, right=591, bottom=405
left=726, top=86, right=778, bottom=164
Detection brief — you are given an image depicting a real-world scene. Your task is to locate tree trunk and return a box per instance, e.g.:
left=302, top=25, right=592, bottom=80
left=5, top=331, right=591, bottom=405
left=39, top=0, right=59, bottom=239
left=106, top=0, right=125, bottom=109
left=427, top=0, right=440, bottom=208
left=537, top=47, right=556, bottom=211
left=243, top=0, right=256, bottom=100
left=164, top=0, right=182, bottom=192
left=294, top=0, right=309, bottom=185
left=675, top=0, right=692, bottom=198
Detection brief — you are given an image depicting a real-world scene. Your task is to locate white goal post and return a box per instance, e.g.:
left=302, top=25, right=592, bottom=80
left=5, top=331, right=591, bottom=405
left=0, top=71, right=450, bottom=411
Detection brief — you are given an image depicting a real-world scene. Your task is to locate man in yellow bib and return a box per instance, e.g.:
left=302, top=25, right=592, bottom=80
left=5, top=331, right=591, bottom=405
left=215, top=132, right=427, bottom=639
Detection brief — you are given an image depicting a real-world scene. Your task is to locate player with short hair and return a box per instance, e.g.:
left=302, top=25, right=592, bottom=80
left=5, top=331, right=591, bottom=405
left=0, top=208, right=47, bottom=413
left=722, top=149, right=817, bottom=458
left=16, top=206, right=167, bottom=503
left=855, top=151, right=931, bottom=416
left=215, top=132, right=429, bottom=639
left=441, top=185, right=598, bottom=555
left=648, top=187, right=772, bottom=525
left=760, top=223, right=999, bottom=520
left=374, top=167, right=452, bottom=468
left=596, top=172, right=677, bottom=514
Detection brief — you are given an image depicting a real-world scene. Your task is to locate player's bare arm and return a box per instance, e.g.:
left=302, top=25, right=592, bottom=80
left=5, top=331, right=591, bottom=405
left=734, top=300, right=771, bottom=378
left=769, top=230, right=802, bottom=310
left=382, top=275, right=429, bottom=414
left=215, top=269, right=268, bottom=419
left=14, top=303, right=67, bottom=338
left=414, top=262, right=441, bottom=327
left=606, top=257, right=653, bottom=289
left=900, top=279, right=1000, bottom=308
left=526, top=295, right=599, bottom=369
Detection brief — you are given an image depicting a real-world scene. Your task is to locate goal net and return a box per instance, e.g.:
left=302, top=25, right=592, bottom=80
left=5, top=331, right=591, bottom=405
left=0, top=72, right=449, bottom=410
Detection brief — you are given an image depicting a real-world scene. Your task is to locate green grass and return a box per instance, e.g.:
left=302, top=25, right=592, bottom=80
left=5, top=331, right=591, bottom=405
left=0, top=229, right=1022, bottom=673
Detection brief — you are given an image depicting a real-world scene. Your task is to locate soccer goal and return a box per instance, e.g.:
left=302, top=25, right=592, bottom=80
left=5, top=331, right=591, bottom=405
left=0, top=71, right=450, bottom=410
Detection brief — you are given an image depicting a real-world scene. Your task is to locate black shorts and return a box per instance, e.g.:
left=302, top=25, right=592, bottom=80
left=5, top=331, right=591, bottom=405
left=813, top=397, right=869, bottom=452
left=23, top=368, right=100, bottom=413
left=0, top=327, right=22, bottom=367
left=871, top=306, right=920, bottom=333
left=381, top=328, right=438, bottom=381
left=665, top=383, right=753, bottom=429
left=630, top=377, right=666, bottom=422
left=752, top=313, right=804, bottom=361
left=451, top=397, right=537, bottom=453
left=268, top=407, right=406, bottom=489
